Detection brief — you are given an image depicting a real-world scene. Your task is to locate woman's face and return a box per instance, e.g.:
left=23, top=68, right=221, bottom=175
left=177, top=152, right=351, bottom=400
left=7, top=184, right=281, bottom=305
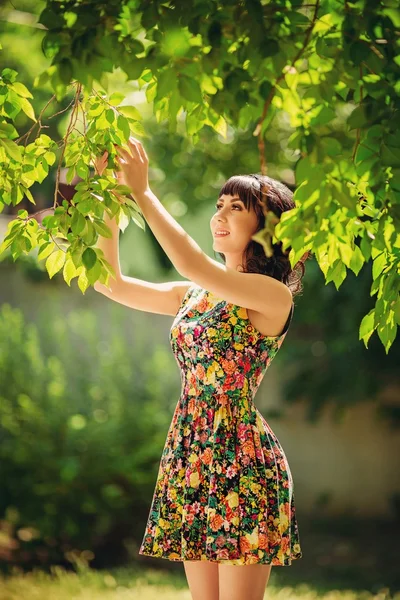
left=210, top=193, right=260, bottom=269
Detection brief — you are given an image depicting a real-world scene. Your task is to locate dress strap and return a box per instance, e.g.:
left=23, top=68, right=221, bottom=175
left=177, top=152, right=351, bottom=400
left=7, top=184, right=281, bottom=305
left=280, top=302, right=294, bottom=336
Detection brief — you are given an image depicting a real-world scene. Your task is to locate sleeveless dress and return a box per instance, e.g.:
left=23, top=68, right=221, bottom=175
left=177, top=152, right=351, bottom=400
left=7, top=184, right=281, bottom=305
left=139, top=284, right=302, bottom=565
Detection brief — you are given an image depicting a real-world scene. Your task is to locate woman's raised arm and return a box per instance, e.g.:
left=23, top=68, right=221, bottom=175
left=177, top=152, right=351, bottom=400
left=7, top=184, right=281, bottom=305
left=92, top=152, right=191, bottom=316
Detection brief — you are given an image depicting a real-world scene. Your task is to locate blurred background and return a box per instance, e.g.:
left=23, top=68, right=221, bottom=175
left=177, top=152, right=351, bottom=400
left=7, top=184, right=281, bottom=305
left=0, top=1, right=399, bottom=598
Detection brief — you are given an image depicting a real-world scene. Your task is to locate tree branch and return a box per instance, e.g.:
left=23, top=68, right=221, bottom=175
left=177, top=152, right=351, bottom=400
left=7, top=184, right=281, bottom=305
left=255, top=0, right=321, bottom=175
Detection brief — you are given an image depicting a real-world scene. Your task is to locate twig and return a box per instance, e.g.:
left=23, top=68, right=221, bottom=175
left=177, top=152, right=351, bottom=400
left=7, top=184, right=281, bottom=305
left=53, top=84, right=82, bottom=208
left=16, top=94, right=57, bottom=146
left=255, top=0, right=321, bottom=175
left=48, top=94, right=77, bottom=120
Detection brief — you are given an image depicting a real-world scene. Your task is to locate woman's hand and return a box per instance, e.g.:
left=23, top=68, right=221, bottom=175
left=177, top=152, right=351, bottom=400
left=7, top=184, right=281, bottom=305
left=93, top=150, right=126, bottom=183
left=114, top=137, right=150, bottom=199
left=93, top=150, right=108, bottom=176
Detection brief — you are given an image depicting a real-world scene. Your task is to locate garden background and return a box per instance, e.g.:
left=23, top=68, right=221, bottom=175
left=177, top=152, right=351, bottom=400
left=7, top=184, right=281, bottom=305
left=0, top=1, right=399, bottom=598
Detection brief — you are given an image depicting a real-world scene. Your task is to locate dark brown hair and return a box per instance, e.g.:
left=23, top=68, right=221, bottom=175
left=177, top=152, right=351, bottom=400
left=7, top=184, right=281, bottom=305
left=214, top=174, right=311, bottom=298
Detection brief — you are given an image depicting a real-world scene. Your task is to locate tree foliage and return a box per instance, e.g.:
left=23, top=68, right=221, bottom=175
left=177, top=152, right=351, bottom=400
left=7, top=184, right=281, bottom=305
left=0, top=0, right=399, bottom=351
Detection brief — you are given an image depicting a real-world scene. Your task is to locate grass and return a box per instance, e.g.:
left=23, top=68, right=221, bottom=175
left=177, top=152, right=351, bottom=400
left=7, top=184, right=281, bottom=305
left=0, top=565, right=398, bottom=600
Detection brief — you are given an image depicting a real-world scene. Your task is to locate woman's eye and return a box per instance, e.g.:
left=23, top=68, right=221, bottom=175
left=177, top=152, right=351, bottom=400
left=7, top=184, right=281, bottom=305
left=215, top=204, right=241, bottom=210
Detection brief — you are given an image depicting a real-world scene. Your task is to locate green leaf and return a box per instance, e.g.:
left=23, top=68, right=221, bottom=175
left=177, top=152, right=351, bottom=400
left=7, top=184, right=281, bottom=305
left=0, top=138, right=22, bottom=161
left=116, top=206, right=129, bottom=232
left=19, top=97, right=36, bottom=121
left=347, top=105, right=368, bottom=130
left=381, top=143, right=400, bottom=167
left=86, top=257, right=101, bottom=285
left=131, top=210, right=146, bottom=231
left=119, top=104, right=142, bottom=120
left=359, top=309, right=375, bottom=346
left=71, top=210, right=86, bottom=235
left=349, top=41, right=371, bottom=65
left=63, top=256, right=79, bottom=286
left=1, top=68, right=18, bottom=83
left=348, top=244, right=365, bottom=276
left=93, top=219, right=112, bottom=238
left=326, top=259, right=346, bottom=290
left=24, top=187, right=35, bottom=204
left=109, top=92, right=125, bottom=106
left=106, top=108, right=115, bottom=124
left=82, top=247, right=97, bottom=270
left=372, top=251, right=386, bottom=280
left=37, top=241, right=56, bottom=260
left=10, top=81, right=33, bottom=99
left=309, top=105, right=336, bottom=126
left=77, top=267, right=90, bottom=294
left=59, top=58, right=73, bottom=85
left=46, top=249, right=66, bottom=278
left=178, top=75, right=202, bottom=103
left=117, top=115, right=130, bottom=142
left=259, top=38, right=279, bottom=58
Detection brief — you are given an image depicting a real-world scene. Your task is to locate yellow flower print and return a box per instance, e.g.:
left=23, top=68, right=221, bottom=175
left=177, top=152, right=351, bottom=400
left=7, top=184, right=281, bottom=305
left=158, top=518, right=170, bottom=530
left=205, top=361, right=220, bottom=385
left=279, top=513, right=289, bottom=530
left=226, top=491, right=239, bottom=508
left=214, top=406, right=227, bottom=428
left=188, top=453, right=198, bottom=463
left=276, top=548, right=285, bottom=563
left=293, top=543, right=301, bottom=554
left=265, top=469, right=274, bottom=479
left=189, top=471, right=200, bottom=488
left=236, top=306, right=247, bottom=320
left=233, top=342, right=244, bottom=350
left=229, top=316, right=238, bottom=325
left=206, top=327, right=217, bottom=338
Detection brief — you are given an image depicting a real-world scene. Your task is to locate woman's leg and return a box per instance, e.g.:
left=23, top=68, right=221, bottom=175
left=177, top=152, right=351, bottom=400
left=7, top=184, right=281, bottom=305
left=218, top=563, right=272, bottom=600
left=183, top=560, right=219, bottom=600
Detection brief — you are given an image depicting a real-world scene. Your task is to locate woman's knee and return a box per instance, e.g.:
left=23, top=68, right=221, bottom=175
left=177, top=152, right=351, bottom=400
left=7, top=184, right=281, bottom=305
left=183, top=560, right=219, bottom=600
left=218, top=563, right=272, bottom=600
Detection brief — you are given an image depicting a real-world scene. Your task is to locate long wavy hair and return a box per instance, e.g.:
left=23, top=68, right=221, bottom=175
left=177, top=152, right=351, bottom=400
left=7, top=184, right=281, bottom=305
left=214, top=174, right=310, bottom=298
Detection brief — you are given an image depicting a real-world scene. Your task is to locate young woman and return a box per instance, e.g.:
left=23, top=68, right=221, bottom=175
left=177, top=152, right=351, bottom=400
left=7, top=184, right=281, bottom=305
left=94, top=138, right=305, bottom=600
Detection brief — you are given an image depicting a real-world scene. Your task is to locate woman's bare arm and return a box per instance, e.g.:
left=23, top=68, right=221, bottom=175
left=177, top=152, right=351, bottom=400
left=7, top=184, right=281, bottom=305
left=94, top=198, right=191, bottom=316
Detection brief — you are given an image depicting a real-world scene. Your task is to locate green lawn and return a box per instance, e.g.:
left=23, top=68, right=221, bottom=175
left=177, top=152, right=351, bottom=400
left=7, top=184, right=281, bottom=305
left=0, top=566, right=398, bottom=600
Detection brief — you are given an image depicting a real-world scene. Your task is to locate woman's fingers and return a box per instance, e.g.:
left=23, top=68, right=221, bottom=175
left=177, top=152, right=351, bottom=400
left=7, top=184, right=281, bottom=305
left=127, top=139, right=144, bottom=162
left=115, top=146, right=132, bottom=163
left=115, top=138, right=147, bottom=166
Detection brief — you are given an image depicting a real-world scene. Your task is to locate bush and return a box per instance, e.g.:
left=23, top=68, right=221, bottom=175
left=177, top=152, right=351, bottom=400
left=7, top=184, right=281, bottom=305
left=0, top=302, right=180, bottom=569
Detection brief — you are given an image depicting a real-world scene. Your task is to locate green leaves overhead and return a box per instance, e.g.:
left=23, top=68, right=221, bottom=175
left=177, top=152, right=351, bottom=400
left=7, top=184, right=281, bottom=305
left=0, top=0, right=400, bottom=351
left=0, top=74, right=144, bottom=297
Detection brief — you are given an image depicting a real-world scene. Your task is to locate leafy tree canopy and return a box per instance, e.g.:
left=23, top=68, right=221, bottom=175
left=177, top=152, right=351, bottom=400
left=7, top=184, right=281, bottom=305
left=0, top=0, right=399, bottom=352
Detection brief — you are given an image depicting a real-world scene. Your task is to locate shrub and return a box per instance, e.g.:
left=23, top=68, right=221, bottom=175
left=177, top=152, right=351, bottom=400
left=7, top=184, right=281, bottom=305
left=0, top=302, right=179, bottom=569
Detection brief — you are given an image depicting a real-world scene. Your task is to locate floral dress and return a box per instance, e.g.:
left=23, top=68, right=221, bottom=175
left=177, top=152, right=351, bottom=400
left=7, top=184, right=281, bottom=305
left=139, top=284, right=302, bottom=565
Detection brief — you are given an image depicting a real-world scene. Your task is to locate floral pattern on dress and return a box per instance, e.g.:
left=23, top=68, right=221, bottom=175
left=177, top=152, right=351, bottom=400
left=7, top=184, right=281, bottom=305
left=139, top=284, right=302, bottom=565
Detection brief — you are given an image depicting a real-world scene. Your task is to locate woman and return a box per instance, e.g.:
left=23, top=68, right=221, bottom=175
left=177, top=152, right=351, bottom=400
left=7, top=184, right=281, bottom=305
left=94, top=138, right=305, bottom=600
